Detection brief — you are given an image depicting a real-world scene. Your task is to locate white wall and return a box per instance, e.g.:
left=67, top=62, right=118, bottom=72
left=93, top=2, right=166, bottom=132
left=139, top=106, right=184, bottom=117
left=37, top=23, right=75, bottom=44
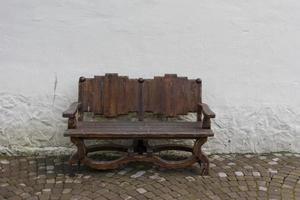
left=0, top=0, right=300, bottom=154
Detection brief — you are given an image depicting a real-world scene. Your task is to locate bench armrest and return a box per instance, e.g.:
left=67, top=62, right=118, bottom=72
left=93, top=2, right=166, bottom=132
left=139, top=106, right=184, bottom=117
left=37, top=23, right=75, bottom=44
left=199, top=103, right=215, bottom=118
left=197, top=103, right=216, bottom=129
left=62, top=102, right=81, bottom=129
left=62, top=102, right=80, bottom=118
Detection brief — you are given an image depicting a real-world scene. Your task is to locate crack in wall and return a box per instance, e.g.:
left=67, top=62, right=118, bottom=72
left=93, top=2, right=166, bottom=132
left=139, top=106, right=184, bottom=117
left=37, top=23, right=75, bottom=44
left=52, top=73, right=58, bottom=105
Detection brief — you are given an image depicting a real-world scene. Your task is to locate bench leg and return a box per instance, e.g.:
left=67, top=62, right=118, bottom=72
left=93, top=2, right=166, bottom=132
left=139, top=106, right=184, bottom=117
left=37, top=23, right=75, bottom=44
left=66, top=138, right=209, bottom=175
left=68, top=159, right=75, bottom=177
left=77, top=160, right=81, bottom=171
left=69, top=137, right=86, bottom=175
left=193, top=137, right=209, bottom=175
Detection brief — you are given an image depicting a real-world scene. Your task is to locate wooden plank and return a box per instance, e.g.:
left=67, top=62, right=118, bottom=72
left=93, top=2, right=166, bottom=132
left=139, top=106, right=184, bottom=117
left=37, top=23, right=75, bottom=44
left=117, top=76, right=128, bottom=115
left=77, top=121, right=200, bottom=127
left=138, top=78, right=144, bottom=121
left=153, top=76, right=163, bottom=113
left=78, top=77, right=85, bottom=114
left=177, top=77, right=189, bottom=115
left=93, top=76, right=104, bottom=114
left=74, top=128, right=204, bottom=132
left=143, top=79, right=151, bottom=112
left=127, top=79, right=139, bottom=112
left=75, top=125, right=202, bottom=132
left=189, top=80, right=200, bottom=111
left=75, top=123, right=203, bottom=134
left=103, top=73, right=118, bottom=117
left=65, top=121, right=213, bottom=138
left=64, top=129, right=213, bottom=138
left=80, top=78, right=94, bottom=112
left=196, top=78, right=202, bottom=104
left=163, top=74, right=175, bottom=116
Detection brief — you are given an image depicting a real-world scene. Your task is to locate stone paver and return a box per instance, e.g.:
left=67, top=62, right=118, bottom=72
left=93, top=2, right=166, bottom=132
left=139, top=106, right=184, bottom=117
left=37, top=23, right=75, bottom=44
left=0, top=153, right=300, bottom=199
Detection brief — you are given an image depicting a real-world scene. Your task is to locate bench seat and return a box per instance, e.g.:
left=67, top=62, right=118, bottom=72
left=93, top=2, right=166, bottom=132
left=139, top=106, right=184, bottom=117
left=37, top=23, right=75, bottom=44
left=65, top=121, right=214, bottom=139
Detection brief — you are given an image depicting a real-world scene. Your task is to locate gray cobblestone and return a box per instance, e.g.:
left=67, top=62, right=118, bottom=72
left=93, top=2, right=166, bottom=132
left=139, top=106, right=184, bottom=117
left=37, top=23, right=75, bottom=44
left=0, top=154, right=300, bottom=199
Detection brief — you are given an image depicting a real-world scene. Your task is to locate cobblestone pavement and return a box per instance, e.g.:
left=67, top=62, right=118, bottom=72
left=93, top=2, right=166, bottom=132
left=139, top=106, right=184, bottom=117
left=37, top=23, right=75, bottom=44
left=0, top=153, right=300, bottom=200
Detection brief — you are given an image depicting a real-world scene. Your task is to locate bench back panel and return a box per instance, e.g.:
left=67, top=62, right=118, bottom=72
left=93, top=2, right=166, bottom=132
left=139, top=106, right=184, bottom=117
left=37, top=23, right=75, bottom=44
left=78, top=74, right=201, bottom=117
left=79, top=74, right=139, bottom=117
left=143, top=75, right=201, bottom=117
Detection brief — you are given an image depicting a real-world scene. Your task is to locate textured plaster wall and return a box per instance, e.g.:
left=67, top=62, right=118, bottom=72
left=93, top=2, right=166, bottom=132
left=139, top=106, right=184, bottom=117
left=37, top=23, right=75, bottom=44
left=0, top=0, right=300, bottom=155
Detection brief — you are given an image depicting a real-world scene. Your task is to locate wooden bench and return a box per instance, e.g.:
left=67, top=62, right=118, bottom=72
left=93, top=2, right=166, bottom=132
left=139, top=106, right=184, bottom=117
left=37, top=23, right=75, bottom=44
left=63, top=74, right=215, bottom=175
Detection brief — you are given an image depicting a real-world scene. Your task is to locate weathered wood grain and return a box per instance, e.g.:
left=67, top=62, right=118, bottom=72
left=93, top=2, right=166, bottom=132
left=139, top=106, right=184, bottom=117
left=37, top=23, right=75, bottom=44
left=64, top=121, right=213, bottom=139
left=65, top=73, right=215, bottom=175
left=78, top=74, right=202, bottom=117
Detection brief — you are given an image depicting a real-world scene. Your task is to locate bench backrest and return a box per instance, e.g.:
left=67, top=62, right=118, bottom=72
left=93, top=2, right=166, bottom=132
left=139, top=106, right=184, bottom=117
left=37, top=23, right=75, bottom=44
left=78, top=74, right=202, bottom=118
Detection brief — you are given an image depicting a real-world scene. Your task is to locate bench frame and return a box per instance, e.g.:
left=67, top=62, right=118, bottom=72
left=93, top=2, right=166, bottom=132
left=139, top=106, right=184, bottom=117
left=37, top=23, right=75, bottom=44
left=63, top=74, right=215, bottom=175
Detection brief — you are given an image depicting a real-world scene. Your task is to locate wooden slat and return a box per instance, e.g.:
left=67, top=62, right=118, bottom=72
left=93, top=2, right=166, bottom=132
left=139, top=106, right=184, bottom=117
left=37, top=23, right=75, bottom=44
left=80, top=78, right=94, bottom=112
left=65, top=130, right=213, bottom=139
left=77, top=121, right=200, bottom=127
left=127, top=79, right=139, bottom=112
left=93, top=76, right=104, bottom=114
left=64, top=121, right=213, bottom=138
left=103, top=74, right=118, bottom=117
left=78, top=77, right=84, bottom=114
left=117, top=76, right=127, bottom=115
left=163, top=74, right=174, bottom=116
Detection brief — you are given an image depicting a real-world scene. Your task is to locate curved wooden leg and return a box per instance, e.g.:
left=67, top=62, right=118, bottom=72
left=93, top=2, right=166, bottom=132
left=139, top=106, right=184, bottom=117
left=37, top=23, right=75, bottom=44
left=193, top=137, right=209, bottom=175
left=66, top=139, right=209, bottom=175
left=78, top=143, right=198, bottom=170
